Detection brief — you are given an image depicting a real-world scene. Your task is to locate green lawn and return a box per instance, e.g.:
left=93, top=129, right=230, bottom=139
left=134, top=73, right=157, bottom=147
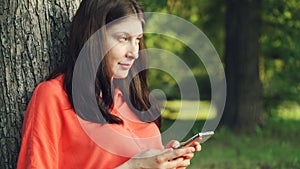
left=189, top=120, right=300, bottom=169
left=161, top=100, right=217, bottom=120
left=161, top=100, right=300, bottom=169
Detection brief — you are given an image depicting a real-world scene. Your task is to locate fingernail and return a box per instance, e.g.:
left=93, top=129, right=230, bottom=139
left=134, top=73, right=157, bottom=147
left=189, top=147, right=195, bottom=152
left=174, top=141, right=180, bottom=148
left=173, top=144, right=180, bottom=149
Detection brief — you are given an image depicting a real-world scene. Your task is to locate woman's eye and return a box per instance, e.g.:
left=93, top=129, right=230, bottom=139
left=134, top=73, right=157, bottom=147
left=118, top=35, right=128, bottom=42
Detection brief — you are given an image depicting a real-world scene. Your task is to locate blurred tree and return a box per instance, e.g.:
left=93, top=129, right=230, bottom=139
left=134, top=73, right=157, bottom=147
left=0, top=0, right=80, bottom=168
left=222, top=0, right=264, bottom=131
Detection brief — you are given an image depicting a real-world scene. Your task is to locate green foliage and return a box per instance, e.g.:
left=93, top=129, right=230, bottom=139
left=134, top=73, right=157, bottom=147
left=145, top=34, right=212, bottom=100
left=261, top=0, right=300, bottom=105
left=138, top=0, right=168, bottom=12
left=140, top=0, right=300, bottom=108
left=139, top=0, right=224, bottom=100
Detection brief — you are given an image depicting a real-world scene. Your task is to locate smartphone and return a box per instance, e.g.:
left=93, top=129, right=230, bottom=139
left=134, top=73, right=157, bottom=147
left=176, top=131, right=214, bottom=149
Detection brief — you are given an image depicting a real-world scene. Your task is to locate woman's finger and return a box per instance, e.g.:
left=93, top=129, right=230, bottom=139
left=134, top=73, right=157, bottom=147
left=157, top=147, right=195, bottom=162
left=165, top=140, right=181, bottom=149
left=182, top=152, right=194, bottom=159
left=177, top=158, right=191, bottom=168
left=192, top=141, right=201, bottom=152
left=163, top=157, right=184, bottom=169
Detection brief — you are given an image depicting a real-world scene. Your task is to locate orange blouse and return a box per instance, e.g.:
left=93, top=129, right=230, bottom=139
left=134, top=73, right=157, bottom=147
left=17, top=75, right=164, bottom=169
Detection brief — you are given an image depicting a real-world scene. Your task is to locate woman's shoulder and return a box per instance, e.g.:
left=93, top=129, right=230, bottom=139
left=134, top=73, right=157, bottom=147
left=22, top=75, right=72, bottom=133
left=31, top=75, right=70, bottom=108
left=36, top=75, right=64, bottom=91
left=34, top=75, right=63, bottom=95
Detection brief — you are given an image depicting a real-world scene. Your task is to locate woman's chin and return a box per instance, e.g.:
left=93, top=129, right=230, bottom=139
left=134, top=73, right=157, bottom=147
left=112, top=73, right=129, bottom=79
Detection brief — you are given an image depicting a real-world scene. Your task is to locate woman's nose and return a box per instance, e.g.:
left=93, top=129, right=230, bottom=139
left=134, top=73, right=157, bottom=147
left=126, top=42, right=139, bottom=59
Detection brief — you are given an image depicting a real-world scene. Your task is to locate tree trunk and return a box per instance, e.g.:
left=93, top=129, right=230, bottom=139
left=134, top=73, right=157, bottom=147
left=0, top=0, right=80, bottom=168
left=223, top=0, right=264, bottom=132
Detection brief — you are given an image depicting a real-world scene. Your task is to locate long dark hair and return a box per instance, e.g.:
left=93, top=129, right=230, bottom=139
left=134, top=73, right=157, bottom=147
left=48, top=0, right=161, bottom=127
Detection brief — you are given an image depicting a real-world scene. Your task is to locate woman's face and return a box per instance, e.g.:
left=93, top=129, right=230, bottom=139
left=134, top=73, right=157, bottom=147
left=106, top=16, right=143, bottom=79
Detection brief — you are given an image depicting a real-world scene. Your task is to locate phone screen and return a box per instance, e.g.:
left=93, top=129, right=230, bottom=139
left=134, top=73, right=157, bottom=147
left=176, top=131, right=214, bottom=149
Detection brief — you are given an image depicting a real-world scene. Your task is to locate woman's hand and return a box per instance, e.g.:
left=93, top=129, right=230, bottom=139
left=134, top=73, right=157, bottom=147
left=166, top=140, right=201, bottom=152
left=116, top=147, right=195, bottom=169
left=165, top=140, right=201, bottom=169
left=116, top=140, right=201, bottom=169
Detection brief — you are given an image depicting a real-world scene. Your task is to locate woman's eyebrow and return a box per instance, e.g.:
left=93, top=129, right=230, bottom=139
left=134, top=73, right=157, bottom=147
left=112, top=31, right=143, bottom=37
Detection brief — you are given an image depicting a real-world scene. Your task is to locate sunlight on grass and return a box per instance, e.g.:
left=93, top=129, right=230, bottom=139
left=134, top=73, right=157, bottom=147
left=275, top=101, right=300, bottom=120
left=160, top=100, right=217, bottom=120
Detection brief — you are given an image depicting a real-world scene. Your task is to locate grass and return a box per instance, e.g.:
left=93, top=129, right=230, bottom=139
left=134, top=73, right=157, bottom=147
left=189, top=120, right=300, bottom=169
left=161, top=100, right=217, bottom=120
left=160, top=100, right=300, bottom=169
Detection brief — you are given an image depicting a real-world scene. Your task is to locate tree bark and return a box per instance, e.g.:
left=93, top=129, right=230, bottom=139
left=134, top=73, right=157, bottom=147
left=223, top=0, right=264, bottom=132
left=0, top=0, right=80, bottom=168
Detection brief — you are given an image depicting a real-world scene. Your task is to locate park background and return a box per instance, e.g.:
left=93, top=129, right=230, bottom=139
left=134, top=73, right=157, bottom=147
left=0, top=0, right=299, bottom=168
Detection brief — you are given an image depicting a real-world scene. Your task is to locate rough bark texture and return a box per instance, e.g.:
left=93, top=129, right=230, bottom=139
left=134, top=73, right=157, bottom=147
left=0, top=0, right=80, bottom=168
left=223, top=0, right=264, bottom=132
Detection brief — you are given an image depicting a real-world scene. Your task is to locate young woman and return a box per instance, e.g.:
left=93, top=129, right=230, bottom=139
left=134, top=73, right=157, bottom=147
left=17, top=0, right=201, bottom=168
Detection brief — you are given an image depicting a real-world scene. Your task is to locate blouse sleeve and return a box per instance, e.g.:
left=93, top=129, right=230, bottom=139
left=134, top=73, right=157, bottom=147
left=17, top=81, right=64, bottom=169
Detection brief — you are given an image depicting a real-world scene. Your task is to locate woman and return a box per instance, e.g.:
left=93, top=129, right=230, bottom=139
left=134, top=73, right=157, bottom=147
left=17, top=0, right=201, bottom=168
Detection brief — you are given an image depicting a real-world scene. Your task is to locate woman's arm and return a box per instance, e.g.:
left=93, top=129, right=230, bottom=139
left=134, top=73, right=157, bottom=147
left=17, top=82, right=63, bottom=169
left=116, top=146, right=196, bottom=169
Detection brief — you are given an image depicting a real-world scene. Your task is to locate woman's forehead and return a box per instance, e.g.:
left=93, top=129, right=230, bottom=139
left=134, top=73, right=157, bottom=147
left=107, top=16, right=143, bottom=35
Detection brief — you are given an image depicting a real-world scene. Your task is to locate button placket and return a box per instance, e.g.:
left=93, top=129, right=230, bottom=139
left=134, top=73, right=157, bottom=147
left=124, top=124, right=145, bottom=150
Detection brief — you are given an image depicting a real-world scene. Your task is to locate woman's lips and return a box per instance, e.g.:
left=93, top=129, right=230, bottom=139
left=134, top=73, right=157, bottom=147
left=118, top=62, right=132, bottom=69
